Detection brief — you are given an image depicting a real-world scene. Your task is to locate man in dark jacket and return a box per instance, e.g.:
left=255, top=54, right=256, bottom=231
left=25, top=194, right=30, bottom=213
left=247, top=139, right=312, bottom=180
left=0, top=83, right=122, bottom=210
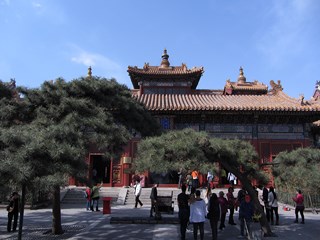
left=178, top=185, right=190, bottom=240
left=7, top=192, right=19, bottom=232
left=150, top=183, right=159, bottom=217
left=262, top=186, right=270, bottom=222
left=208, top=193, right=220, bottom=240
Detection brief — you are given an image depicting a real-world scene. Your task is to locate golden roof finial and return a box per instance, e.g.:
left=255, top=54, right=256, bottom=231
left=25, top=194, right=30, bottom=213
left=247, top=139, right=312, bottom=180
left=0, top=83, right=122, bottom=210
left=87, top=66, right=92, bottom=78
left=160, top=48, right=170, bottom=68
left=238, top=66, right=246, bottom=83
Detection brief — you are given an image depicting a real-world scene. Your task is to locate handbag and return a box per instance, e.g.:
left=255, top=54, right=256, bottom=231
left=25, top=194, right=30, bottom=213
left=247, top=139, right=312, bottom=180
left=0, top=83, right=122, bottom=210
left=6, top=205, right=13, bottom=212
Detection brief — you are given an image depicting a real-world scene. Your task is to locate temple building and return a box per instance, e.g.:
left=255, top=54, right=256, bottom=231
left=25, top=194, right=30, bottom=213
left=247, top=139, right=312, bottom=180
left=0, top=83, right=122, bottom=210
left=83, top=49, right=320, bottom=188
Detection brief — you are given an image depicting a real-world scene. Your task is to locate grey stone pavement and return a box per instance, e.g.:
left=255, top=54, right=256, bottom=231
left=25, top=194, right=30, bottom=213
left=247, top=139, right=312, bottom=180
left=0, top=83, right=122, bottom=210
left=1, top=195, right=320, bottom=239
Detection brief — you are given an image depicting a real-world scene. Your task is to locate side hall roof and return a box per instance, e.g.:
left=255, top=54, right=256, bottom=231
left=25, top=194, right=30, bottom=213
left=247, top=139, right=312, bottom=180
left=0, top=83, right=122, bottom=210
left=132, top=90, right=320, bottom=112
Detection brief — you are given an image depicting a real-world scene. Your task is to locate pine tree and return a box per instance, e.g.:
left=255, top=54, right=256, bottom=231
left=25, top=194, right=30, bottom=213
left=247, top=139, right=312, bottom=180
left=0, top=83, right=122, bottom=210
left=0, top=77, right=160, bottom=236
left=134, top=128, right=274, bottom=236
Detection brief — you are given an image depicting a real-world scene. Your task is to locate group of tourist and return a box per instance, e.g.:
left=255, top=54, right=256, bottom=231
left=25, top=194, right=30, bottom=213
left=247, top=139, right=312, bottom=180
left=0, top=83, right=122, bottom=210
left=177, top=183, right=306, bottom=240
left=178, top=185, right=251, bottom=240
left=259, top=185, right=305, bottom=225
left=85, top=181, right=103, bottom=211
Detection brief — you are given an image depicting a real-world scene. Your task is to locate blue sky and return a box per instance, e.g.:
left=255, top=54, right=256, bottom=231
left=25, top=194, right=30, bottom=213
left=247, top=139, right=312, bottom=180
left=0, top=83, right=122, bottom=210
left=1, top=0, right=319, bottom=99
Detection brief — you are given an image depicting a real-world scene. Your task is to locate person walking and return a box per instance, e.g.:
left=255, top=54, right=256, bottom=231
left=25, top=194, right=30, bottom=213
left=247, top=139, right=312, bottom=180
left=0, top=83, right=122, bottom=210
left=226, top=187, right=237, bottom=225
left=91, top=181, right=103, bottom=211
left=207, top=193, right=220, bottom=240
left=134, top=179, right=143, bottom=208
left=189, top=190, right=206, bottom=240
left=268, top=186, right=279, bottom=225
left=178, top=185, right=190, bottom=240
left=238, top=194, right=254, bottom=238
left=85, top=186, right=92, bottom=211
left=7, top=192, right=19, bottom=232
left=218, top=191, right=228, bottom=230
left=150, top=183, right=159, bottom=217
left=293, top=189, right=305, bottom=224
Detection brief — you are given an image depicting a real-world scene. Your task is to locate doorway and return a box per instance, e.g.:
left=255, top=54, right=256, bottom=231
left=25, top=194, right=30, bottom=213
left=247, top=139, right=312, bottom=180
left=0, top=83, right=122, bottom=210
left=91, top=155, right=110, bottom=185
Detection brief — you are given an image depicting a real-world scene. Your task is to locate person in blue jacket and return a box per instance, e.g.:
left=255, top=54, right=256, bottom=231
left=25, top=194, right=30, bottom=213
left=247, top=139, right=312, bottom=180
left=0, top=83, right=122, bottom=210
left=238, top=194, right=254, bottom=238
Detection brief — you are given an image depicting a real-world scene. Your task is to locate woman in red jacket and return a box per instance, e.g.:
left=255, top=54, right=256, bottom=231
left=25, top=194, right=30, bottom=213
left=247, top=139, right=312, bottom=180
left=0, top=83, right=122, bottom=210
left=293, top=189, right=304, bottom=224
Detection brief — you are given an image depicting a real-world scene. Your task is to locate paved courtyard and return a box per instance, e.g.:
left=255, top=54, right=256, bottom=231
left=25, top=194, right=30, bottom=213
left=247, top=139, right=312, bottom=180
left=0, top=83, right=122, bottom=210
left=1, top=199, right=320, bottom=239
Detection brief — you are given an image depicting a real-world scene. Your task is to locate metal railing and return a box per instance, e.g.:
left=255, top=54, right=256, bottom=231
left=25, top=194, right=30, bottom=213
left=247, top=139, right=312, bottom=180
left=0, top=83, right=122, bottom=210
left=277, top=191, right=320, bottom=209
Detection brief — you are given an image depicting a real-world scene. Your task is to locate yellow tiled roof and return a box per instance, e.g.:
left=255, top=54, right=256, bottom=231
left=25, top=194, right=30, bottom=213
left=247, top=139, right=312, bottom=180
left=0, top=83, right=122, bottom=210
left=132, top=91, right=320, bottom=112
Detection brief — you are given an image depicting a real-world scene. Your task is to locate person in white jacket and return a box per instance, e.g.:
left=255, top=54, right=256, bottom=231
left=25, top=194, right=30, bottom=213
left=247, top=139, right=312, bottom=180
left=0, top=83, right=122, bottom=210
left=134, top=180, right=143, bottom=208
left=268, top=186, right=279, bottom=225
left=189, top=190, right=206, bottom=240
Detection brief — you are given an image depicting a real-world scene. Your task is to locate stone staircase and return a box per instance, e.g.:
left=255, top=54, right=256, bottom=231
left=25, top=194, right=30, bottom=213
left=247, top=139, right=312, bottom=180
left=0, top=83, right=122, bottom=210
left=61, top=187, right=224, bottom=207
left=125, top=187, right=182, bottom=206
left=61, top=187, right=126, bottom=205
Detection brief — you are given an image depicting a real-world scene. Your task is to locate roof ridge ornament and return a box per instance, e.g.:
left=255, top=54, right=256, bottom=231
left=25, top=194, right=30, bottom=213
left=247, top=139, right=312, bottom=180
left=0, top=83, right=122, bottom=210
left=87, top=66, right=92, bottom=78
left=143, top=62, right=149, bottom=70
left=182, top=63, right=187, bottom=71
left=160, top=48, right=170, bottom=68
left=237, top=66, right=246, bottom=83
left=269, top=80, right=283, bottom=94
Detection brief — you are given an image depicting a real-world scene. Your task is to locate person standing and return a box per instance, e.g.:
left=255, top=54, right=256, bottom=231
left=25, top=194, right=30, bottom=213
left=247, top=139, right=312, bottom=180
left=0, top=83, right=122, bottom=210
left=268, top=187, right=279, bottom=225
left=7, top=192, right=19, bottom=232
left=91, top=181, right=103, bottom=211
left=150, top=183, right=158, bottom=217
left=134, top=179, right=143, bottom=208
left=227, top=172, right=237, bottom=186
left=207, top=193, right=220, bottom=240
left=85, top=186, right=92, bottom=211
left=239, top=194, right=254, bottom=238
left=218, top=191, right=228, bottom=230
left=262, top=185, right=270, bottom=222
left=191, top=170, right=199, bottom=189
left=186, top=173, right=193, bottom=192
left=207, top=171, right=214, bottom=189
left=178, top=168, right=183, bottom=189
left=293, top=189, right=305, bottom=224
left=226, top=187, right=236, bottom=225
left=205, top=187, right=212, bottom=205
left=178, top=185, right=190, bottom=240
left=189, top=190, right=206, bottom=240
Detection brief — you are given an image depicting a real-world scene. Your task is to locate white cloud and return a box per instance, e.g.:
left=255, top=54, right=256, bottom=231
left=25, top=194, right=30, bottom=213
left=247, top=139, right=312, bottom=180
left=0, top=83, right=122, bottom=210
left=255, top=0, right=313, bottom=65
left=71, top=51, right=121, bottom=71
left=69, top=46, right=128, bottom=84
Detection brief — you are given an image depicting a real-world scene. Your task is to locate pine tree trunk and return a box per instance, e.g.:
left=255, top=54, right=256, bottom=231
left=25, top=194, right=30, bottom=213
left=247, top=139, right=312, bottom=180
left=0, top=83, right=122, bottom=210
left=52, top=185, right=63, bottom=235
left=240, top=178, right=274, bottom=237
left=18, top=183, right=26, bottom=240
